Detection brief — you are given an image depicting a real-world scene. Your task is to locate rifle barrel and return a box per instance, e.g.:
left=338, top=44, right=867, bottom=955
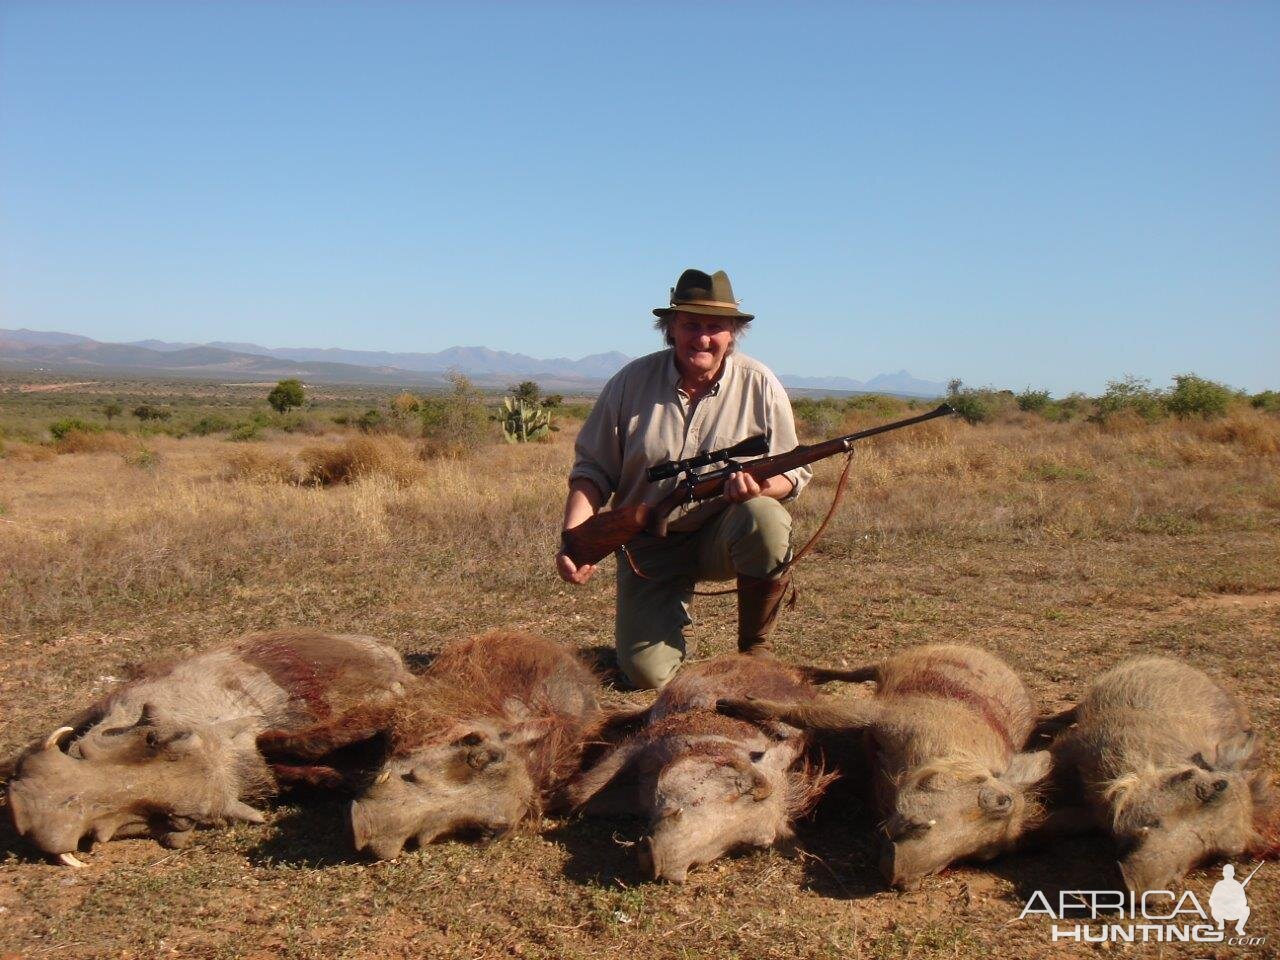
left=833, top=403, right=955, bottom=447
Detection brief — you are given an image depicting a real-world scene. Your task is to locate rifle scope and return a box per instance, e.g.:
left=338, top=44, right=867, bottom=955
left=646, top=434, right=771, bottom=483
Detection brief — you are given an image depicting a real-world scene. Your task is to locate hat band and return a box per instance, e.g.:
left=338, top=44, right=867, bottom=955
left=669, top=298, right=741, bottom=309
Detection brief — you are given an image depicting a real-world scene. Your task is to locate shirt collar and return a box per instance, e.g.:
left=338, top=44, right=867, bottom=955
left=668, top=349, right=733, bottom=397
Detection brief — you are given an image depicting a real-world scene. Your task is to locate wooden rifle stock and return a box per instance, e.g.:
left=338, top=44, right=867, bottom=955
left=561, top=403, right=954, bottom=567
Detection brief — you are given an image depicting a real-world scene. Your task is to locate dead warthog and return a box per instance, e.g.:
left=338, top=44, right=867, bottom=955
left=717, top=644, right=1051, bottom=888
left=562, top=655, right=839, bottom=883
left=350, top=631, right=600, bottom=860
left=1046, top=657, right=1277, bottom=894
left=6, top=630, right=411, bottom=865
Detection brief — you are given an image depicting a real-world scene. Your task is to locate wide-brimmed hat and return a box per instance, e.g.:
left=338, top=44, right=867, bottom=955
left=652, top=268, right=754, bottom=321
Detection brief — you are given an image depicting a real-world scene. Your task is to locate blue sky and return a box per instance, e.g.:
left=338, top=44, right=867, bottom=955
left=1, top=1, right=1276, bottom=394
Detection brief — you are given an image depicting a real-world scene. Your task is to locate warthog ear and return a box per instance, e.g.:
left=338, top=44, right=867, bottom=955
left=1000, top=751, right=1052, bottom=790
left=501, top=698, right=533, bottom=724
left=146, top=728, right=201, bottom=756
left=505, top=717, right=557, bottom=747
left=730, top=758, right=772, bottom=801
left=1211, top=731, right=1258, bottom=772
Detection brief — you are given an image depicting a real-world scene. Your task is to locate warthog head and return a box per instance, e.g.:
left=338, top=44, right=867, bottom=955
left=7, top=706, right=264, bottom=865
left=351, top=717, right=551, bottom=860
left=639, top=748, right=792, bottom=884
left=1109, top=732, right=1268, bottom=894
left=881, top=751, right=1051, bottom=889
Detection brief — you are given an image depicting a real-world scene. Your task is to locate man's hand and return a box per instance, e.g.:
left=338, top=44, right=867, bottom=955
left=556, top=549, right=596, bottom=585
left=723, top=471, right=762, bottom=503
left=724, top=471, right=793, bottom=503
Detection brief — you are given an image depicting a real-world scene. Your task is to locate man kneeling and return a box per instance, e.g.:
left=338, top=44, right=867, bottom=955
left=555, top=268, right=810, bottom=689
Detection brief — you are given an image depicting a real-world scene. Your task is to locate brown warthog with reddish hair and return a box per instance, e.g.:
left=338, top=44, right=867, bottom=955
left=350, top=631, right=600, bottom=860
left=717, top=644, right=1051, bottom=888
left=1046, top=657, right=1277, bottom=894
left=7, top=630, right=412, bottom=865
left=562, top=655, right=840, bottom=883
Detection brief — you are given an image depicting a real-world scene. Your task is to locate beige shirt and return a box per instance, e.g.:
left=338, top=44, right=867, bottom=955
left=570, top=349, right=811, bottom=529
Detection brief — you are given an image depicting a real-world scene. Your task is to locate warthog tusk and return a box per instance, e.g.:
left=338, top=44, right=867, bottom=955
left=927, top=819, right=937, bottom=827
left=44, top=727, right=76, bottom=751
left=375, top=770, right=391, bottom=785
left=58, top=853, right=86, bottom=868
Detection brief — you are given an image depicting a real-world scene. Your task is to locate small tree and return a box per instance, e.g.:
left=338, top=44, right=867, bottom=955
left=1015, top=388, right=1051, bottom=413
left=267, top=378, right=305, bottom=414
left=356, top=408, right=384, bottom=433
left=132, top=404, right=171, bottom=422
left=946, top=379, right=993, bottom=424
left=420, top=371, right=491, bottom=456
left=1165, top=374, right=1234, bottom=419
left=1095, top=375, right=1166, bottom=422
left=102, top=401, right=123, bottom=422
left=510, top=380, right=541, bottom=405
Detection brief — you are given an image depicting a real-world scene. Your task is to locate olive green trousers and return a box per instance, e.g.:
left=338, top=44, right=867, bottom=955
left=614, top=497, right=792, bottom=690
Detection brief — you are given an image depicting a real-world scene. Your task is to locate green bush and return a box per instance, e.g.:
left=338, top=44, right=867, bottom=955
left=1046, top=392, right=1093, bottom=422
left=1016, top=388, right=1052, bottom=413
left=190, top=415, right=234, bottom=436
left=228, top=422, right=261, bottom=442
left=945, top=380, right=996, bottom=424
left=267, top=378, right=305, bottom=414
left=1252, top=390, right=1280, bottom=413
left=508, top=380, right=541, bottom=405
left=1165, top=374, right=1234, bottom=419
left=791, top=397, right=843, bottom=437
left=132, top=404, right=171, bottom=422
left=845, top=393, right=906, bottom=417
left=49, top=418, right=101, bottom=441
left=420, top=372, right=491, bottom=455
left=356, top=409, right=384, bottom=433
left=1095, top=376, right=1166, bottom=422
left=552, top=401, right=592, bottom=421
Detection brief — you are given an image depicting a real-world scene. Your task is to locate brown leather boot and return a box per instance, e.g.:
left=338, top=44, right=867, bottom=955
left=736, top=573, right=791, bottom=657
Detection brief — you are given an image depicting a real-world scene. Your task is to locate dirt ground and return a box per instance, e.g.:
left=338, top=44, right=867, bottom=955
left=1, top=405, right=1277, bottom=959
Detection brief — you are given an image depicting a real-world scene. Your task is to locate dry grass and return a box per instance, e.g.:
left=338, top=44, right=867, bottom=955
left=1186, top=408, right=1280, bottom=455
left=222, top=445, right=302, bottom=484
left=297, top=436, right=429, bottom=487
left=1, top=411, right=1277, bottom=959
left=52, top=428, right=137, bottom=455
left=0, top=439, right=56, bottom=462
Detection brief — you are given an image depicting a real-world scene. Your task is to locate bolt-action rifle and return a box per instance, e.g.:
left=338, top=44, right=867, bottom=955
left=561, top=403, right=955, bottom=567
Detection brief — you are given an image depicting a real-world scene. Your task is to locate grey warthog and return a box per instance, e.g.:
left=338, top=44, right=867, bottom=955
left=717, top=644, right=1051, bottom=888
left=6, top=630, right=411, bottom=865
left=350, top=631, right=600, bottom=860
left=1046, top=657, right=1277, bottom=894
left=562, top=655, right=839, bottom=883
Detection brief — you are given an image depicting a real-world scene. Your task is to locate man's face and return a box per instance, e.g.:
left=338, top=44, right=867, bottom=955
left=670, top=312, right=735, bottom=380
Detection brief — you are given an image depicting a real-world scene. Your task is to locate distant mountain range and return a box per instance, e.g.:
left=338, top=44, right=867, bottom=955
left=0, top=328, right=946, bottom=397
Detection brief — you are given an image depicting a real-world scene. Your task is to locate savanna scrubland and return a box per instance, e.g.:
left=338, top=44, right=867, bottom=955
left=1, top=374, right=1277, bottom=959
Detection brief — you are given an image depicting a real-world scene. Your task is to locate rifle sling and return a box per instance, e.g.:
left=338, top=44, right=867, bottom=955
left=619, top=448, right=858, bottom=605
